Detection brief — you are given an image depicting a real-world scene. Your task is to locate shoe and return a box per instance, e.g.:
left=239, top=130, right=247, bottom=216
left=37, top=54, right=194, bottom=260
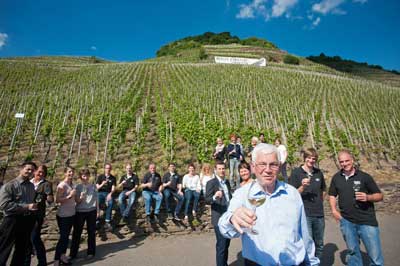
left=192, top=211, right=197, bottom=217
left=86, top=254, right=95, bottom=260
left=153, top=215, right=159, bottom=223
left=168, top=213, right=173, bottom=220
left=173, top=214, right=181, bottom=221
left=121, top=216, right=129, bottom=225
left=104, top=222, right=112, bottom=230
left=146, top=215, right=151, bottom=223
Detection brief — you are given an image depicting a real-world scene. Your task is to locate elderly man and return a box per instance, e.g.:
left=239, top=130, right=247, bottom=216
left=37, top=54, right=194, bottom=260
left=0, top=161, right=38, bottom=266
left=329, top=149, right=384, bottom=266
left=218, top=143, right=319, bottom=266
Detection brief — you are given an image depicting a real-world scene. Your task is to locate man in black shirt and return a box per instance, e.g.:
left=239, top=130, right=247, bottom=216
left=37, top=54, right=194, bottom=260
left=0, top=161, right=38, bottom=266
left=141, top=163, right=163, bottom=223
left=96, top=163, right=117, bottom=228
left=329, top=149, right=384, bottom=266
left=117, top=163, right=139, bottom=222
left=289, top=148, right=326, bottom=260
left=162, top=163, right=184, bottom=220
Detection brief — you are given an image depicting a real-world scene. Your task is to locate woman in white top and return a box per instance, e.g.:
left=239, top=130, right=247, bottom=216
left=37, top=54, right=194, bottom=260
left=200, top=163, right=213, bottom=196
left=182, top=163, right=201, bottom=222
left=275, top=137, right=289, bottom=183
left=54, top=166, right=76, bottom=265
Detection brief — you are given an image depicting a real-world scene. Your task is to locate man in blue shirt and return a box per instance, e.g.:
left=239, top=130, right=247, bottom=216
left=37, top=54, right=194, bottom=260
left=218, top=143, right=319, bottom=266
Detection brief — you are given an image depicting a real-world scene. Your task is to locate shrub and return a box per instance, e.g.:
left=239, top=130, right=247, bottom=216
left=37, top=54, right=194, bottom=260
left=283, top=55, right=300, bottom=65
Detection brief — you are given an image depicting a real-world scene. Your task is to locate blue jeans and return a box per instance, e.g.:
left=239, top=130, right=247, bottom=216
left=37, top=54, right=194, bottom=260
left=98, top=191, right=114, bottom=222
left=118, top=190, right=136, bottom=218
left=229, top=158, right=239, bottom=189
left=340, top=218, right=384, bottom=266
left=184, top=190, right=200, bottom=216
left=163, top=188, right=184, bottom=215
left=306, top=216, right=325, bottom=260
left=142, top=190, right=163, bottom=215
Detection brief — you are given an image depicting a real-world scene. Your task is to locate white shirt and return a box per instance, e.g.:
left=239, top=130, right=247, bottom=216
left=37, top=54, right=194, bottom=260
left=277, top=144, right=287, bottom=163
left=182, top=174, right=201, bottom=191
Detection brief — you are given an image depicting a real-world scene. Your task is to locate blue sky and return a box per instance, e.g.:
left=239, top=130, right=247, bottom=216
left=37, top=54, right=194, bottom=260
left=1, top=0, right=399, bottom=70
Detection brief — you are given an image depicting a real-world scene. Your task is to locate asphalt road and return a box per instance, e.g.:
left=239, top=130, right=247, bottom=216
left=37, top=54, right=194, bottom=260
left=63, top=214, right=399, bottom=266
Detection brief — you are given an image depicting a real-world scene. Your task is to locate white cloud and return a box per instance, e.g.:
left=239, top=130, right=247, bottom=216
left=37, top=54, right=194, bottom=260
left=236, top=0, right=269, bottom=20
left=90, top=46, right=97, bottom=51
left=237, top=5, right=255, bottom=18
left=313, top=17, right=321, bottom=26
left=0, top=33, right=8, bottom=49
left=312, top=0, right=345, bottom=15
left=271, top=0, right=298, bottom=17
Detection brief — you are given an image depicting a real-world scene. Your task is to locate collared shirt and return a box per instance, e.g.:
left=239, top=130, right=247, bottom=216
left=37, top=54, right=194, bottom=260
left=218, top=181, right=319, bottom=266
left=31, top=178, right=53, bottom=217
left=329, top=169, right=380, bottom=226
left=0, top=176, right=36, bottom=217
left=213, top=176, right=230, bottom=203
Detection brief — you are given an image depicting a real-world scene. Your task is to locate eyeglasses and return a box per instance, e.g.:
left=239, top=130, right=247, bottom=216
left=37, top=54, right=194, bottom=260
left=255, top=162, right=280, bottom=170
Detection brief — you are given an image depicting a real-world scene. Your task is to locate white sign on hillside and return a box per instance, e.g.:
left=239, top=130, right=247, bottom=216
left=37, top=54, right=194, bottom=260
left=214, top=56, right=267, bottom=67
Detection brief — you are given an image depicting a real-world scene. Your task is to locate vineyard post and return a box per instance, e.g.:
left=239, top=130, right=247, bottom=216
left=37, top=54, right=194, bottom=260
left=3, top=113, right=25, bottom=181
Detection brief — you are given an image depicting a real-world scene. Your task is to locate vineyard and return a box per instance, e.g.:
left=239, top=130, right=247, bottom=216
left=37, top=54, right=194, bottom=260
left=0, top=52, right=399, bottom=181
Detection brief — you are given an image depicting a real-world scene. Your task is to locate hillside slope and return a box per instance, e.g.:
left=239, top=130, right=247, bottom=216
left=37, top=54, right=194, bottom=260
left=0, top=55, right=399, bottom=182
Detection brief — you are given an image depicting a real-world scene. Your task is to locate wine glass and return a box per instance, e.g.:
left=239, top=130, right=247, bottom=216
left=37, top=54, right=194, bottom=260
left=303, top=173, right=312, bottom=193
left=353, top=182, right=361, bottom=208
left=245, top=181, right=266, bottom=235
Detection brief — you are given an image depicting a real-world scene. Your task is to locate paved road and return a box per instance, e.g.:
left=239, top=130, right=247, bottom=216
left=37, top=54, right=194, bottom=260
left=44, top=214, right=399, bottom=266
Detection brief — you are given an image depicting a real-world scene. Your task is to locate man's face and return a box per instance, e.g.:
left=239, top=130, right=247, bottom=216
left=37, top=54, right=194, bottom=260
left=215, top=164, right=225, bottom=178
left=105, top=165, right=112, bottom=175
left=338, top=153, right=354, bottom=173
left=20, top=164, right=35, bottom=179
left=169, top=164, right=176, bottom=173
left=149, top=164, right=156, bottom=174
left=252, top=152, right=280, bottom=189
left=126, top=165, right=133, bottom=175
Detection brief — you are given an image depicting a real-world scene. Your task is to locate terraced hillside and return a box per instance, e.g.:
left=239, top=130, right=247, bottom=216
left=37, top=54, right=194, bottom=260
left=0, top=54, right=399, bottom=182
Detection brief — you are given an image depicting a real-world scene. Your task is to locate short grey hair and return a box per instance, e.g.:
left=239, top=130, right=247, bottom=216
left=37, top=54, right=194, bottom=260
left=251, top=143, right=280, bottom=163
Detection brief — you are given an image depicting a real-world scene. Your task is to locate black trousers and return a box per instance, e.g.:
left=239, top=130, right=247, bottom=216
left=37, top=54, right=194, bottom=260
left=70, top=210, right=97, bottom=258
left=24, top=216, right=47, bottom=266
left=0, top=215, right=36, bottom=266
left=214, top=226, right=231, bottom=266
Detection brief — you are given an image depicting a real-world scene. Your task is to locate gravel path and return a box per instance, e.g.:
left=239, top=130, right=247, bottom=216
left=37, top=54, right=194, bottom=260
left=62, top=214, right=399, bottom=266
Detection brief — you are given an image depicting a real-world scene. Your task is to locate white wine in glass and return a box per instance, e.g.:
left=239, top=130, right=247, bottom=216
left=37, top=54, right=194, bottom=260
left=246, top=181, right=266, bottom=235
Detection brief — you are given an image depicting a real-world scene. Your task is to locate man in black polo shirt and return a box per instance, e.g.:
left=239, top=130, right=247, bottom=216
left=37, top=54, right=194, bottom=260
left=141, top=163, right=163, bottom=223
left=329, top=149, right=384, bottom=266
left=162, top=163, right=184, bottom=220
left=0, top=161, right=38, bottom=266
left=117, top=163, right=139, bottom=223
left=96, top=163, right=117, bottom=229
left=289, top=148, right=326, bottom=260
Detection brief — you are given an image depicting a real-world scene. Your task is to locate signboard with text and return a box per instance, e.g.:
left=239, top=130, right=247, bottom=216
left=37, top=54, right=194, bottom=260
left=214, top=56, right=267, bottom=67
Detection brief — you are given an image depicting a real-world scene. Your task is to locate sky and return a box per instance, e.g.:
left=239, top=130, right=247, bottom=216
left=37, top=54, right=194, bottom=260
left=1, top=0, right=399, bottom=70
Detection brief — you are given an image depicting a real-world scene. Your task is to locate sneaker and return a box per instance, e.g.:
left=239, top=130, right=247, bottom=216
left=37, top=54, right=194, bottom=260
left=104, top=222, right=112, bottom=230
left=153, top=215, right=159, bottom=223
left=86, top=254, right=95, bottom=260
left=146, top=215, right=151, bottom=223
left=192, top=211, right=197, bottom=217
left=168, top=213, right=173, bottom=220
left=173, top=214, right=181, bottom=221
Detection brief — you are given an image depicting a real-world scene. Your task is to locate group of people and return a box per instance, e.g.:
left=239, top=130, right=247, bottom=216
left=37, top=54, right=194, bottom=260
left=217, top=143, right=384, bottom=266
left=0, top=135, right=385, bottom=266
left=214, top=134, right=288, bottom=189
